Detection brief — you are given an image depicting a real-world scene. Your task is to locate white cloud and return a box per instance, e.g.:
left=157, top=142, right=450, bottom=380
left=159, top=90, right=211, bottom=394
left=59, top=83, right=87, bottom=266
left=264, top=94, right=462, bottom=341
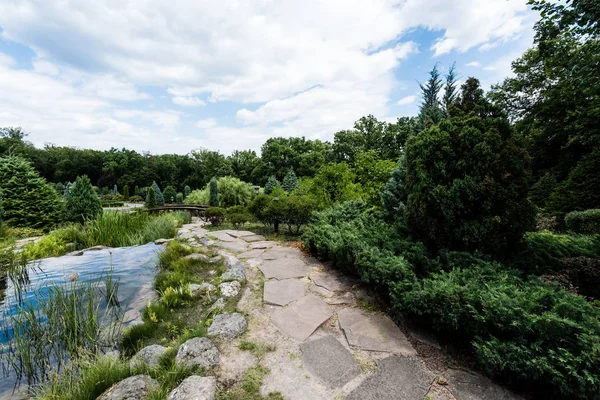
left=483, top=65, right=496, bottom=71
left=172, top=96, right=206, bottom=107
left=195, top=118, right=217, bottom=129
left=397, top=95, right=416, bottom=105
left=466, top=61, right=481, bottom=67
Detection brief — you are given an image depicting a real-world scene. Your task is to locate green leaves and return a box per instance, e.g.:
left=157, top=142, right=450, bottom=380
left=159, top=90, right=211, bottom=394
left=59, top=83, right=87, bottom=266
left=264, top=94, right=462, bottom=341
left=63, top=175, right=103, bottom=224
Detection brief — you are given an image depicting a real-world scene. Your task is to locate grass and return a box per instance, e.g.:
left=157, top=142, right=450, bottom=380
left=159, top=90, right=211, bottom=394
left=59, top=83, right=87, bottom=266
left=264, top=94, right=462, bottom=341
left=238, top=340, right=276, bottom=358
left=216, top=365, right=284, bottom=400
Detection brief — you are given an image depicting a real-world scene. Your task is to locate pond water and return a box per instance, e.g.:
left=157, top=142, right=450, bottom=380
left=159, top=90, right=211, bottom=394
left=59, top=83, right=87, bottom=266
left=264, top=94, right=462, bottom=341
left=0, top=243, right=163, bottom=399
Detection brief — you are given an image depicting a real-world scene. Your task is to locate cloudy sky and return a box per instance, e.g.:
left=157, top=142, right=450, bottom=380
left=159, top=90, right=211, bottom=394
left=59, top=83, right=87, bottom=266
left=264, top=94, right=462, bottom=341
left=0, top=0, right=536, bottom=155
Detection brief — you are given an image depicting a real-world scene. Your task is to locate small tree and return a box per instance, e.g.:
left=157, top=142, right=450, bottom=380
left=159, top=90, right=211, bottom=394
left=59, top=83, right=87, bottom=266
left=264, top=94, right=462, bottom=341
left=146, top=187, right=157, bottom=208
left=264, top=176, right=279, bottom=195
left=209, top=177, right=219, bottom=207
left=184, top=185, right=191, bottom=199
left=134, top=185, right=140, bottom=196
left=0, top=188, right=4, bottom=223
left=64, top=175, right=103, bottom=223
left=163, top=186, right=177, bottom=204
left=151, top=181, right=164, bottom=206
left=123, top=185, right=130, bottom=201
left=381, top=155, right=407, bottom=223
left=176, top=192, right=184, bottom=204
left=282, top=170, right=299, bottom=192
left=112, top=184, right=119, bottom=195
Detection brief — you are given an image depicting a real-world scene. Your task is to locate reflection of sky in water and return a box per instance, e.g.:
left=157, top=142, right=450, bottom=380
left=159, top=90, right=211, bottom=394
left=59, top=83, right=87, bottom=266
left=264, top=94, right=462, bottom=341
left=0, top=243, right=162, bottom=399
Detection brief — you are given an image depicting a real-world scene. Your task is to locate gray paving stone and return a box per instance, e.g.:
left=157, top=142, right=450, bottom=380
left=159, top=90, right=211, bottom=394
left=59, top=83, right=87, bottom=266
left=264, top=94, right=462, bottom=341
left=271, top=295, right=333, bottom=341
left=310, top=272, right=348, bottom=292
left=261, top=246, right=303, bottom=260
left=264, top=279, right=306, bottom=306
left=327, top=292, right=355, bottom=305
left=444, top=369, right=525, bottom=400
left=258, top=258, right=312, bottom=280
left=215, top=240, right=248, bottom=252
left=208, top=231, right=235, bottom=242
left=309, top=282, right=333, bottom=297
left=242, top=234, right=266, bottom=242
left=338, top=308, right=416, bottom=355
left=249, top=241, right=277, bottom=249
left=226, top=230, right=256, bottom=238
left=347, top=356, right=434, bottom=400
left=238, top=249, right=264, bottom=259
left=300, top=335, right=360, bottom=388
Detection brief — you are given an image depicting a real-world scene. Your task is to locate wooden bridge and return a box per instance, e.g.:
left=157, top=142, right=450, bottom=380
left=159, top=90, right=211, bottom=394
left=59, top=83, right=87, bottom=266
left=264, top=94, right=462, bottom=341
left=147, top=205, right=209, bottom=216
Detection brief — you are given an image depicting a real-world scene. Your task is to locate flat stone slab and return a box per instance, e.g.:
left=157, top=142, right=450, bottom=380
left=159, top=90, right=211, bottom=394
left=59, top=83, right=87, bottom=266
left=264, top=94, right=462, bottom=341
left=347, top=356, right=433, bottom=400
left=208, top=312, right=247, bottom=338
left=264, top=279, right=306, bottom=306
left=338, top=308, right=416, bottom=355
left=238, top=249, right=264, bottom=259
left=249, top=241, right=277, bottom=249
left=242, top=234, right=266, bottom=242
left=444, top=369, right=524, bottom=400
left=271, top=295, right=333, bottom=341
left=226, top=230, right=256, bottom=238
left=300, top=335, right=360, bottom=388
left=310, top=272, right=348, bottom=292
left=258, top=258, right=312, bottom=280
left=261, top=246, right=303, bottom=260
left=99, top=375, right=158, bottom=400
left=309, top=282, right=333, bottom=297
left=168, top=375, right=216, bottom=400
left=215, top=240, right=248, bottom=252
left=208, top=231, right=236, bottom=242
left=327, top=292, right=355, bottom=305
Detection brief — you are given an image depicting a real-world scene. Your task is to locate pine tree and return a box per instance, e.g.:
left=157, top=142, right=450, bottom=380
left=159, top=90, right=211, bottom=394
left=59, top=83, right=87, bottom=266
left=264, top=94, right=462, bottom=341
left=264, top=176, right=279, bottom=195
left=418, top=64, right=444, bottom=128
left=151, top=181, right=164, bottom=206
left=123, top=185, right=130, bottom=201
left=381, top=155, right=407, bottom=223
left=209, top=177, right=219, bottom=207
left=134, top=185, right=140, bottom=196
left=64, top=175, right=103, bottom=223
left=282, top=169, right=299, bottom=192
left=163, top=186, right=177, bottom=204
left=442, top=62, right=458, bottom=117
left=0, top=155, right=61, bottom=229
left=184, top=185, right=191, bottom=199
left=146, top=187, right=157, bottom=208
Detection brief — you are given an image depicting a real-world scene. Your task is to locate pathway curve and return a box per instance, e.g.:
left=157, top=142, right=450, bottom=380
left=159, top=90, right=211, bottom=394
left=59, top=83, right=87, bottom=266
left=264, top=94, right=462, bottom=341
left=180, top=226, right=524, bottom=400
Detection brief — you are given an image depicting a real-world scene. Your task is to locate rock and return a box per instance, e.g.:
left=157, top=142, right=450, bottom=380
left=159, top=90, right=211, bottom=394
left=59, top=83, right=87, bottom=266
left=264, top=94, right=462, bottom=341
left=241, top=234, right=266, bottom=242
left=264, top=279, right=306, bottom=306
left=221, top=262, right=245, bottom=281
left=184, top=253, right=210, bottom=262
left=208, top=231, right=236, bottom=242
left=99, top=375, right=158, bottom=400
left=190, top=283, right=217, bottom=296
left=249, top=241, right=276, bottom=249
left=444, top=369, right=525, bottom=400
left=86, top=245, right=110, bottom=252
left=226, top=230, right=256, bottom=238
left=216, top=240, right=248, bottom=252
left=261, top=247, right=303, bottom=260
left=155, top=238, right=172, bottom=245
left=338, top=308, right=416, bottom=356
left=258, top=258, right=312, bottom=280
left=208, top=312, right=247, bottom=338
left=270, top=295, right=333, bottom=341
left=309, top=282, right=333, bottom=298
left=168, top=375, right=216, bottom=400
left=300, top=335, right=360, bottom=388
left=208, top=297, right=225, bottom=312
left=237, top=249, right=264, bottom=259
left=219, top=281, right=241, bottom=297
left=66, top=250, right=85, bottom=256
left=175, top=337, right=220, bottom=368
left=209, top=255, right=222, bottom=263
left=327, top=292, right=355, bottom=305
left=130, top=344, right=167, bottom=369
left=310, top=272, right=348, bottom=292
left=347, top=357, right=434, bottom=400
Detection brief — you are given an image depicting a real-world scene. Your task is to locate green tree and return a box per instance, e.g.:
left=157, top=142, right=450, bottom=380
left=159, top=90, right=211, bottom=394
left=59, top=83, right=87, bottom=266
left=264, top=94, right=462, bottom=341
left=381, top=156, right=407, bottom=223
left=134, top=185, right=140, bottom=196
left=151, top=181, right=164, bottom=206
left=63, top=175, right=103, bottom=223
left=184, top=185, right=191, bottom=199
left=405, top=79, right=535, bottom=255
left=418, top=65, right=444, bottom=128
left=0, top=188, right=4, bottom=223
left=123, top=185, right=130, bottom=201
left=163, top=185, right=177, bottom=204
left=282, top=169, right=299, bottom=192
left=353, top=151, right=396, bottom=206
left=176, top=192, right=184, bottom=204
left=145, top=187, right=157, bottom=208
left=264, top=176, right=279, bottom=195
left=217, top=176, right=254, bottom=207
left=442, top=62, right=458, bottom=116
left=209, top=177, right=219, bottom=207
left=310, top=163, right=363, bottom=205
left=0, top=156, right=61, bottom=229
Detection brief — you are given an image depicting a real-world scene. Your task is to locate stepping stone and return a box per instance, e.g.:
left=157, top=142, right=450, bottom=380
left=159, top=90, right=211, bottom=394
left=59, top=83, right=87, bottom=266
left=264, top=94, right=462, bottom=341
left=209, top=231, right=235, bottom=242
left=208, top=312, right=247, bottom=338
left=99, top=375, right=158, bottom=400
left=338, top=308, right=416, bottom=355
left=219, top=281, right=241, bottom=297
left=242, top=234, right=266, bottom=242
left=300, top=335, right=360, bottom=388
left=226, top=230, right=256, bottom=238
left=310, top=272, right=348, bottom=292
left=249, top=241, right=276, bottom=249
left=309, top=282, right=333, bottom=297
left=264, top=279, right=306, bottom=306
left=258, top=258, right=312, bottom=280
left=175, top=337, right=219, bottom=368
left=261, top=247, right=303, bottom=260
left=444, top=369, right=525, bottom=400
left=238, top=249, right=264, bottom=259
left=347, top=356, right=434, bottom=400
left=130, top=344, right=167, bottom=369
left=271, top=295, right=333, bottom=341
left=215, top=240, right=248, bottom=252
left=327, top=292, right=355, bottom=305
left=168, top=375, right=216, bottom=400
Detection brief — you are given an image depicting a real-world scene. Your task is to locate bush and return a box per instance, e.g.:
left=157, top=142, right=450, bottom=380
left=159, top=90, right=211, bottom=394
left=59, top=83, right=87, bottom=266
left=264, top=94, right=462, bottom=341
left=64, top=175, right=103, bottom=223
left=184, top=185, right=191, bottom=199
left=146, top=187, right=157, bottom=208
left=176, top=192, right=184, bottom=204
left=0, top=188, right=4, bottom=223
left=101, top=194, right=114, bottom=201
left=264, top=176, right=279, bottom=195
left=101, top=201, right=124, bottom=208
left=185, top=188, right=209, bottom=205
left=310, top=162, right=363, bottom=205
left=112, top=194, right=124, bottom=201
left=381, top=156, right=407, bottom=223
left=227, top=206, right=252, bottom=229
left=205, top=207, right=225, bottom=226
left=163, top=186, right=177, bottom=204
left=217, top=176, right=253, bottom=207
left=123, top=185, right=130, bottom=201
left=248, top=194, right=272, bottom=226
left=561, top=257, right=600, bottom=299
left=152, top=181, right=165, bottom=206
left=282, top=170, right=299, bottom=192
left=271, top=195, right=319, bottom=234
left=209, top=177, right=218, bottom=207
left=565, top=209, right=600, bottom=234
left=0, top=155, right=61, bottom=230
left=129, top=195, right=144, bottom=203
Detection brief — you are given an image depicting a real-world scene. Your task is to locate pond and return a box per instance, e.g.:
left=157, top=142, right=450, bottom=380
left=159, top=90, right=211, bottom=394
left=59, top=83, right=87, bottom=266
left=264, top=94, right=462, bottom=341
left=0, top=243, right=163, bottom=399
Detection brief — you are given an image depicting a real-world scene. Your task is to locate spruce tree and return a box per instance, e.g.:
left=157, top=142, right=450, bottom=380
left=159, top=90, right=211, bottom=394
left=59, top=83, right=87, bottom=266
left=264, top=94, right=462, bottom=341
left=282, top=170, right=299, bottom=192
left=134, top=185, right=140, bottom=196
left=151, top=181, right=165, bottom=206
left=163, top=186, right=177, bottom=204
left=64, top=175, right=103, bottom=223
left=264, top=176, right=279, bottom=195
left=184, top=185, right=191, bottom=199
left=381, top=155, right=407, bottom=223
left=442, top=62, right=458, bottom=117
left=123, top=185, right=130, bottom=201
left=418, top=64, right=444, bottom=128
left=0, top=156, right=61, bottom=229
left=146, top=187, right=157, bottom=208
left=112, top=184, right=119, bottom=195
left=209, top=177, right=219, bottom=207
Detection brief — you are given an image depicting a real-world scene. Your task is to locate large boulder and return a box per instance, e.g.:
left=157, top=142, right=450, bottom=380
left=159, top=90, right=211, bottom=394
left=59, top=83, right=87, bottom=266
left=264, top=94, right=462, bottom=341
left=168, top=375, right=216, bottom=400
left=175, top=337, right=220, bottom=368
left=99, top=375, right=158, bottom=400
left=207, top=312, right=247, bottom=338
left=129, top=344, right=168, bottom=369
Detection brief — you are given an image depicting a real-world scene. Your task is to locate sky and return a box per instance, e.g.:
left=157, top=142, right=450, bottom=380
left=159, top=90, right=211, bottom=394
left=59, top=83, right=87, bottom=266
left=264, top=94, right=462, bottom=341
left=0, top=0, right=537, bottom=155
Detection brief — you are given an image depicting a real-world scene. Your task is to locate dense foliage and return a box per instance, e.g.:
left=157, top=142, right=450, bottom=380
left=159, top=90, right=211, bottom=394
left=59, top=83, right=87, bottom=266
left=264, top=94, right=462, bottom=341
left=63, top=175, right=103, bottom=223
left=565, top=209, right=600, bottom=234
left=145, top=187, right=157, bottom=209
left=163, top=185, right=177, bottom=204
left=209, top=177, right=218, bottom=207
left=151, top=181, right=164, bottom=206
left=282, top=170, right=299, bottom=192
